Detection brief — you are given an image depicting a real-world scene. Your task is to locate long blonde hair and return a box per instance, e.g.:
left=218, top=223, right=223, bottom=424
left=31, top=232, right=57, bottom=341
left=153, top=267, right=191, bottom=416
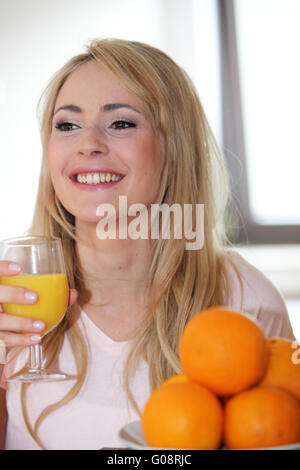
left=19, top=38, right=240, bottom=449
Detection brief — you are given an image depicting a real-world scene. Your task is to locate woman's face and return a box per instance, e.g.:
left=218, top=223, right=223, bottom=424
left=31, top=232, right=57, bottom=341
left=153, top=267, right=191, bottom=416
left=48, top=60, right=163, bottom=224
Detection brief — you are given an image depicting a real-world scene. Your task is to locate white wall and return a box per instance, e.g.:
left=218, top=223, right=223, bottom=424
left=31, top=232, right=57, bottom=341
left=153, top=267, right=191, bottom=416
left=0, top=0, right=221, bottom=240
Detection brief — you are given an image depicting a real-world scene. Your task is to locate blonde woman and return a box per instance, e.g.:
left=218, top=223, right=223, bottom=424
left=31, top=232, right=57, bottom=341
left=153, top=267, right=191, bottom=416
left=0, top=39, right=295, bottom=450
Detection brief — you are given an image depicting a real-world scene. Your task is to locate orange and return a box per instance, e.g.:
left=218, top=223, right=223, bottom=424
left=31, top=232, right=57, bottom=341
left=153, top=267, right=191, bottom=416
left=162, top=373, right=189, bottom=386
left=224, top=386, right=300, bottom=449
left=179, top=307, right=269, bottom=396
left=141, top=382, right=224, bottom=449
left=260, top=337, right=300, bottom=401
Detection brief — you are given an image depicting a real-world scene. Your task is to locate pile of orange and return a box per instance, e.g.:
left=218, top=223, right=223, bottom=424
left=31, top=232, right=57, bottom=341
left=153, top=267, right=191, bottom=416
left=141, top=307, right=300, bottom=449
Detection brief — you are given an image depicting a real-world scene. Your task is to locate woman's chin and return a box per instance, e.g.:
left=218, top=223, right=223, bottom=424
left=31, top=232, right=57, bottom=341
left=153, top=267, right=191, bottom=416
left=75, top=215, right=102, bottom=226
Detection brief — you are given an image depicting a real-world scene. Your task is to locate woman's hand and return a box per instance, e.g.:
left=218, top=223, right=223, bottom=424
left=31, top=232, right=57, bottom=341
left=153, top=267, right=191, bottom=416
left=0, top=260, right=78, bottom=351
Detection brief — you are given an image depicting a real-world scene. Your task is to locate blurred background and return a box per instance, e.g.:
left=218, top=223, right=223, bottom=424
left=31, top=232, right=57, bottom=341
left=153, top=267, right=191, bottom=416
left=0, top=0, right=299, bottom=339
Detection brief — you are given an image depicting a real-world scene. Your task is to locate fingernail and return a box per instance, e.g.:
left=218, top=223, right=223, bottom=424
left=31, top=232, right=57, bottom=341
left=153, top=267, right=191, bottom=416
left=32, top=320, right=45, bottom=330
left=8, top=263, right=21, bottom=272
left=30, top=335, right=41, bottom=343
left=25, top=291, right=38, bottom=301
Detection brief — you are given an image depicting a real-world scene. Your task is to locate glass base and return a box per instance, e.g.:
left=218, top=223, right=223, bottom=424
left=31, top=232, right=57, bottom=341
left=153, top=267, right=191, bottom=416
left=7, top=372, right=66, bottom=383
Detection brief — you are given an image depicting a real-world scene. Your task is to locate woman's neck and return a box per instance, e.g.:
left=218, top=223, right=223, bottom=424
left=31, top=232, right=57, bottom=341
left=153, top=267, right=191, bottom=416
left=74, top=220, right=152, bottom=335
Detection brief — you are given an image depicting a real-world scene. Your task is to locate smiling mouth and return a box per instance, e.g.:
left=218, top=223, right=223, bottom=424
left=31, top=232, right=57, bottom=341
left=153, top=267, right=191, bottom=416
left=72, top=171, right=124, bottom=185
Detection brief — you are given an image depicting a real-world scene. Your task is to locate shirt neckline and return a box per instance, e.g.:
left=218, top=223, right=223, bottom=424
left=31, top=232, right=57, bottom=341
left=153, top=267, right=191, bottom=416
left=80, top=310, right=130, bottom=354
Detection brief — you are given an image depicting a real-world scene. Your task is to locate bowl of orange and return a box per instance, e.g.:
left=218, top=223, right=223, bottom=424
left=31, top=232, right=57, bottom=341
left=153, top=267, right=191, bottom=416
left=119, top=307, right=300, bottom=450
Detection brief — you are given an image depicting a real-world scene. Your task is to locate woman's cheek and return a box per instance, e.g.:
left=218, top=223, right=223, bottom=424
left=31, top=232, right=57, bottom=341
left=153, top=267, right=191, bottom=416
left=48, top=141, right=68, bottom=176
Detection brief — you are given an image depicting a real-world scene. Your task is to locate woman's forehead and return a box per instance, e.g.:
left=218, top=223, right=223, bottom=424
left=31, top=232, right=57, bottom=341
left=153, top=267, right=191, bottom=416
left=55, top=61, right=146, bottom=112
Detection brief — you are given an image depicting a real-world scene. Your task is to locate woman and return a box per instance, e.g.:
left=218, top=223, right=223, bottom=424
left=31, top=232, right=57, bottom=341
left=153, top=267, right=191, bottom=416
left=0, top=39, right=295, bottom=450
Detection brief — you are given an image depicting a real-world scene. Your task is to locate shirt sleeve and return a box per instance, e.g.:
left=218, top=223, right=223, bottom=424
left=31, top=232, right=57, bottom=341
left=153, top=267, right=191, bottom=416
left=224, top=250, right=295, bottom=340
left=0, top=365, right=7, bottom=391
left=0, top=348, right=22, bottom=391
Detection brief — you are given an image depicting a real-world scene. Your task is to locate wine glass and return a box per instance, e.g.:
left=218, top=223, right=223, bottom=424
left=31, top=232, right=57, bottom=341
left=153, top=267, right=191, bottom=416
left=0, top=236, right=69, bottom=382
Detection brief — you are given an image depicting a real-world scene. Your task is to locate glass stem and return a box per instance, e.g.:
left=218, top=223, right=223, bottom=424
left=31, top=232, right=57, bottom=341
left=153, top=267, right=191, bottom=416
left=28, top=344, right=45, bottom=374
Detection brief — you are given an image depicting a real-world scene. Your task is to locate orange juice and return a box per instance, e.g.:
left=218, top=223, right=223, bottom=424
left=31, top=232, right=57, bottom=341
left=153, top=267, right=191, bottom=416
left=0, top=273, right=68, bottom=335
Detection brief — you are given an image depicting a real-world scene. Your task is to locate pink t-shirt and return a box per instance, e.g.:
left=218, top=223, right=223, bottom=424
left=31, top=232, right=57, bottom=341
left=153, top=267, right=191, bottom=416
left=0, top=251, right=295, bottom=450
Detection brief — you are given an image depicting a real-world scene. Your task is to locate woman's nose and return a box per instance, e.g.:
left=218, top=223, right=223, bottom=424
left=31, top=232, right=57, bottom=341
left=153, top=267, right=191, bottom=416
left=76, top=126, right=108, bottom=157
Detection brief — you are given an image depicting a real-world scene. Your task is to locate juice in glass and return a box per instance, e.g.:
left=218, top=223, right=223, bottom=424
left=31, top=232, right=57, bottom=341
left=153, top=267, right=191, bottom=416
left=0, top=273, right=68, bottom=335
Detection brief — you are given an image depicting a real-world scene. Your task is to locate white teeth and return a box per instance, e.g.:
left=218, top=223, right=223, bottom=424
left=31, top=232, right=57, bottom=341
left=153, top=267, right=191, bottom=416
left=76, top=172, right=122, bottom=184
left=93, top=173, right=100, bottom=184
left=86, top=174, right=93, bottom=184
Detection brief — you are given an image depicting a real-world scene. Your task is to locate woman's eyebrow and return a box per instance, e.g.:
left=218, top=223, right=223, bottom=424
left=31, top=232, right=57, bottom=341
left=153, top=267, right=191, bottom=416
left=53, top=104, right=82, bottom=115
left=53, top=103, right=141, bottom=115
left=101, top=103, right=141, bottom=114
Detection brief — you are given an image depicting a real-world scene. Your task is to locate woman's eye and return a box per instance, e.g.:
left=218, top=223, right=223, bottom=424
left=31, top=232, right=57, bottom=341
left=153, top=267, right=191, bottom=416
left=54, top=119, right=136, bottom=132
left=111, top=120, right=136, bottom=130
left=55, top=121, right=79, bottom=132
